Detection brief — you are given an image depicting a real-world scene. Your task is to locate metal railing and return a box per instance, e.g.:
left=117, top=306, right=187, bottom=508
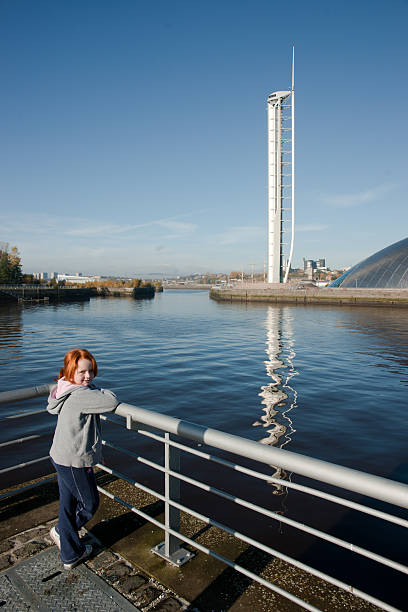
left=0, top=384, right=407, bottom=612
left=0, top=285, right=81, bottom=290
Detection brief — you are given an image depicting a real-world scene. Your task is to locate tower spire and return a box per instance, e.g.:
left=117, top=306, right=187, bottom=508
left=283, top=46, right=295, bottom=284
left=267, top=48, right=295, bottom=284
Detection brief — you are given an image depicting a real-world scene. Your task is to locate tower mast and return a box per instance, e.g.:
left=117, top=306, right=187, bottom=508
left=267, top=48, right=295, bottom=284
left=283, top=46, right=295, bottom=283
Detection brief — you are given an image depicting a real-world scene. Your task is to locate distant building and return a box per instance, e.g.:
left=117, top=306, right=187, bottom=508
left=303, top=259, right=316, bottom=271
left=303, top=258, right=327, bottom=271
left=57, top=273, right=100, bottom=284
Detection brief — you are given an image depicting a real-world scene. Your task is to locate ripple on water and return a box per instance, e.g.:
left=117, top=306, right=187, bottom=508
left=0, top=295, right=407, bottom=477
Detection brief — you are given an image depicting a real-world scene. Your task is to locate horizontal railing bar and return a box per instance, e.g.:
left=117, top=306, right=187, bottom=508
left=164, top=466, right=408, bottom=575
left=2, top=385, right=408, bottom=509
left=96, top=465, right=398, bottom=612
left=96, top=482, right=321, bottom=612
left=103, top=435, right=408, bottom=529
left=0, top=385, right=52, bottom=404
left=0, top=434, right=43, bottom=448
left=2, top=384, right=406, bottom=610
left=96, top=463, right=163, bottom=501
left=115, top=405, right=408, bottom=509
left=0, top=285, right=81, bottom=290
left=0, top=409, right=48, bottom=422
left=0, top=456, right=50, bottom=474
left=95, top=470, right=319, bottom=612
left=156, top=438, right=408, bottom=530
left=102, top=441, right=164, bottom=473
left=103, top=439, right=408, bottom=576
left=0, top=475, right=57, bottom=501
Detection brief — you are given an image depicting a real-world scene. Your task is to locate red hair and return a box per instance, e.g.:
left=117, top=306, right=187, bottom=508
left=57, top=348, right=98, bottom=383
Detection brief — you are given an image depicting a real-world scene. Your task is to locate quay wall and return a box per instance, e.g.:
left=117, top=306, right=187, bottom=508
left=96, top=286, right=156, bottom=298
left=210, top=285, right=408, bottom=307
left=164, top=283, right=212, bottom=290
left=0, top=286, right=95, bottom=303
left=0, top=285, right=157, bottom=303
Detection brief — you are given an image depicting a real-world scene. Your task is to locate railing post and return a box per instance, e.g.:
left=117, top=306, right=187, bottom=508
left=164, top=432, right=181, bottom=556
left=151, top=432, right=194, bottom=566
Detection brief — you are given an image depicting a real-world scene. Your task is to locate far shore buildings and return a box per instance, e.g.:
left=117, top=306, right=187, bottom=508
left=34, top=272, right=101, bottom=284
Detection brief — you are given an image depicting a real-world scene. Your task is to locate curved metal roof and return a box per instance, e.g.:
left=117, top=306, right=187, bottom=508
left=330, top=237, right=408, bottom=288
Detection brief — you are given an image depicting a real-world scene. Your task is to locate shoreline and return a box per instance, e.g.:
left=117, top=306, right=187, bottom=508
left=210, top=284, right=408, bottom=307
left=0, top=285, right=157, bottom=303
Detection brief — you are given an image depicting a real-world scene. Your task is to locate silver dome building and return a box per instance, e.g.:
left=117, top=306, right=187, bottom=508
left=330, top=237, right=408, bottom=289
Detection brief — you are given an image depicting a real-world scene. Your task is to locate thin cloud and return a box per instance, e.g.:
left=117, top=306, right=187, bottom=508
left=297, top=224, right=328, bottom=232
left=155, top=220, right=196, bottom=233
left=65, top=217, right=197, bottom=238
left=322, top=183, right=397, bottom=208
left=65, top=223, right=140, bottom=236
left=1, top=210, right=202, bottom=240
left=216, top=226, right=264, bottom=245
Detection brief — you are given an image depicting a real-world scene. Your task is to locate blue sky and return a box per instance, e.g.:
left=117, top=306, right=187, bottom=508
left=1, top=0, right=407, bottom=276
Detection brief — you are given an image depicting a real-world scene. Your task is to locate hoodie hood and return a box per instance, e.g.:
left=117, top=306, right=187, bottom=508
left=47, top=379, right=96, bottom=415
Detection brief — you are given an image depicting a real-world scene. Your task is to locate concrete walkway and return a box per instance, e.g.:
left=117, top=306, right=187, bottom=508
left=0, top=476, right=187, bottom=612
left=0, top=473, right=383, bottom=612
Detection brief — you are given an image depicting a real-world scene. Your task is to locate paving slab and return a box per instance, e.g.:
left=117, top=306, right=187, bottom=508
left=0, top=546, right=139, bottom=612
left=0, top=474, right=385, bottom=612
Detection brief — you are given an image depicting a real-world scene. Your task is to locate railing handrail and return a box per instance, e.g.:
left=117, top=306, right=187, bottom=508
left=1, top=382, right=406, bottom=611
left=1, top=383, right=407, bottom=510
left=0, top=285, right=84, bottom=290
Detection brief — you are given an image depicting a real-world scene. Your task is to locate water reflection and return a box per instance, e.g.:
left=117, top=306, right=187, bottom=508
left=0, top=304, right=23, bottom=364
left=253, top=306, right=298, bottom=493
left=338, top=306, right=408, bottom=374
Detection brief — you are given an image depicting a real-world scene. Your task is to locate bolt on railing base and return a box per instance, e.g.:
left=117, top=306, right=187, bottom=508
left=151, top=542, right=195, bottom=567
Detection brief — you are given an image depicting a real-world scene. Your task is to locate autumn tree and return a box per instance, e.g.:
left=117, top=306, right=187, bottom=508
left=0, top=252, right=10, bottom=283
left=8, top=246, right=23, bottom=283
left=0, top=245, right=23, bottom=284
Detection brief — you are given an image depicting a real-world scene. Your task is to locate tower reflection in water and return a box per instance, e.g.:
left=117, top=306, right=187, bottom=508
left=253, top=306, right=298, bottom=494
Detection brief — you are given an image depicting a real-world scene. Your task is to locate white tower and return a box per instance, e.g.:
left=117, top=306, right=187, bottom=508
left=267, top=48, right=295, bottom=284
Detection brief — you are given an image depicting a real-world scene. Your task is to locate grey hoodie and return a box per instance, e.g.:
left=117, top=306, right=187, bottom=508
left=47, top=383, right=119, bottom=468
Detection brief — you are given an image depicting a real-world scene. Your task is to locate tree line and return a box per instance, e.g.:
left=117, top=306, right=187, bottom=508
left=0, top=244, right=23, bottom=284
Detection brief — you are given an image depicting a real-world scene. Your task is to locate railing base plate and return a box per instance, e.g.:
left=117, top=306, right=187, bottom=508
left=151, top=542, right=195, bottom=566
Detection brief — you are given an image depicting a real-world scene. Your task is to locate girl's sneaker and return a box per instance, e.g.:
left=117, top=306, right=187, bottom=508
left=63, top=545, right=92, bottom=570
left=49, top=526, right=60, bottom=549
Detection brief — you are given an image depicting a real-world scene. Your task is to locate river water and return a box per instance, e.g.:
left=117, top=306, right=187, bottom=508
left=0, top=290, right=407, bottom=606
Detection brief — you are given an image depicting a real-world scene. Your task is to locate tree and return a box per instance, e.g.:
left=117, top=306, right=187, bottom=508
left=0, top=252, right=10, bottom=283
left=8, top=246, right=23, bottom=284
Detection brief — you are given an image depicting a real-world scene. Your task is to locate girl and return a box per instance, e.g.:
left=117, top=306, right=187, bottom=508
left=47, top=348, right=118, bottom=569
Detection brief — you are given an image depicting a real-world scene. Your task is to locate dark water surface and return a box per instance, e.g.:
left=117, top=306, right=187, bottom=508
left=0, top=290, right=407, bottom=606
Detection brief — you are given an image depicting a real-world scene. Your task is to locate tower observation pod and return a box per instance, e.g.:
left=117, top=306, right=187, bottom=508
left=267, top=48, right=295, bottom=284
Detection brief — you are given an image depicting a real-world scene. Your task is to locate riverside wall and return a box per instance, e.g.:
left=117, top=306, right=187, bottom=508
left=96, top=286, right=156, bottom=298
left=0, top=286, right=96, bottom=303
left=210, top=284, right=408, bottom=307
left=164, top=283, right=212, bottom=290
left=0, top=285, right=157, bottom=303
